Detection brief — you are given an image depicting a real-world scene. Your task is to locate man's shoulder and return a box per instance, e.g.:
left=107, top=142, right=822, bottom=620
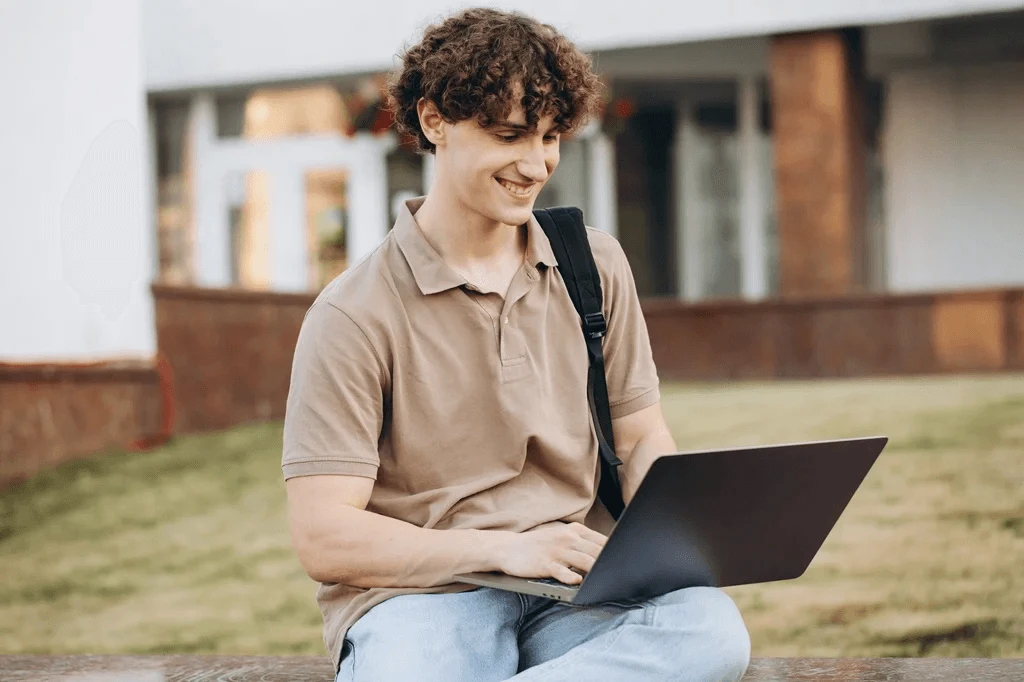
left=582, top=227, right=628, bottom=281
left=583, top=226, right=622, bottom=253
left=302, top=236, right=407, bottom=353
left=313, top=235, right=404, bottom=324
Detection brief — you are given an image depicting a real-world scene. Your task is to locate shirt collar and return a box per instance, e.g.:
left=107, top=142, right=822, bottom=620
left=394, top=197, right=558, bottom=296
left=393, top=197, right=464, bottom=295
left=525, top=210, right=558, bottom=270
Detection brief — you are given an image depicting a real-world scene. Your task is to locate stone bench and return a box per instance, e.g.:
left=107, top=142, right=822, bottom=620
left=1, top=655, right=1020, bottom=681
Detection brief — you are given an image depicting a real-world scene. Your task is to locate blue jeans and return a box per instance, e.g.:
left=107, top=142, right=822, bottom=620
left=336, top=585, right=750, bottom=681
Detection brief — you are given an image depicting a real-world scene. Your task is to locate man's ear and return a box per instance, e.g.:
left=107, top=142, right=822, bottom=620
left=417, top=98, right=446, bottom=148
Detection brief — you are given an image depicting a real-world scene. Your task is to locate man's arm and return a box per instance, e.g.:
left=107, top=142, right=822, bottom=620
left=287, top=474, right=609, bottom=588
left=612, top=402, right=677, bottom=505
left=286, top=474, right=503, bottom=588
left=584, top=230, right=672, bottom=506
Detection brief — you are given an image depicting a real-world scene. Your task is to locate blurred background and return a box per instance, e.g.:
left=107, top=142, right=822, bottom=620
left=1, top=0, right=1022, bottom=660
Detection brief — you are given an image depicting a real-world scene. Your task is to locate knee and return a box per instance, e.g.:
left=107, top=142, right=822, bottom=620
left=704, top=590, right=750, bottom=681
left=655, top=587, right=751, bottom=682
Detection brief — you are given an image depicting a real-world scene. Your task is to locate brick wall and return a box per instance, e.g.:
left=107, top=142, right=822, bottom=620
left=156, top=284, right=1024, bottom=423
left=5, top=285, right=1020, bottom=487
left=152, top=284, right=315, bottom=433
left=0, top=362, right=163, bottom=487
left=645, top=288, right=1024, bottom=380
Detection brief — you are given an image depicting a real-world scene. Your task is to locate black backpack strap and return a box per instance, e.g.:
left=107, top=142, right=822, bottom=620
left=533, top=207, right=626, bottom=520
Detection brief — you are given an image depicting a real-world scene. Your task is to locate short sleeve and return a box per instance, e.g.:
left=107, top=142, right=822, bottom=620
left=588, top=229, right=661, bottom=419
left=281, top=301, right=388, bottom=480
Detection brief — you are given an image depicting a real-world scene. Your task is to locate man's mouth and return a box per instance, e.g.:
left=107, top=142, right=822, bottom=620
left=496, top=178, right=535, bottom=198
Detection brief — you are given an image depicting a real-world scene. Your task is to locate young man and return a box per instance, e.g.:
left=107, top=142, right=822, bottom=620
left=283, top=8, right=750, bottom=681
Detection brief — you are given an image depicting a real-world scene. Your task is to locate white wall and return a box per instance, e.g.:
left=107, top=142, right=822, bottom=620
left=143, top=0, right=1024, bottom=91
left=885, top=63, right=1024, bottom=291
left=0, top=0, right=155, bottom=361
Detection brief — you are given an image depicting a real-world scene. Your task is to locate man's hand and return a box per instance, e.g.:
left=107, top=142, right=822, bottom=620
left=492, top=522, right=608, bottom=585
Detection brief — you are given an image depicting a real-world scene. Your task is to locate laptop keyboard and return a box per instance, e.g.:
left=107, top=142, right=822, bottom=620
left=527, top=577, right=578, bottom=589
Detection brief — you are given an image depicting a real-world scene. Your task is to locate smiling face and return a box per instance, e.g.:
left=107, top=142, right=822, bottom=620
left=388, top=9, right=602, bottom=226
left=436, top=103, right=561, bottom=228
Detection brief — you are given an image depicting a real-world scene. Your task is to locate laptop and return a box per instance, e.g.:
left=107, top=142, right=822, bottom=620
left=453, top=436, right=887, bottom=605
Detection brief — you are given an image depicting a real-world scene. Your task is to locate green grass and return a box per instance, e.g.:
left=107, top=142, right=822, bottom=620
left=1, top=374, right=1023, bottom=657
left=0, top=426, right=321, bottom=655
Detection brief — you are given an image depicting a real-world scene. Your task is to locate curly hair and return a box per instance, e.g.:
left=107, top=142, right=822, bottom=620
left=387, top=8, right=604, bottom=154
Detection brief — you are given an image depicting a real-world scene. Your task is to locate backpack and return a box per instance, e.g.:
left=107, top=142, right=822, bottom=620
left=533, top=207, right=626, bottom=521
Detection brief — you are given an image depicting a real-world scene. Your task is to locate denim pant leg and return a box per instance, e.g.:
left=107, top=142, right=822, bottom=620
left=512, top=586, right=751, bottom=682
left=336, top=588, right=524, bottom=682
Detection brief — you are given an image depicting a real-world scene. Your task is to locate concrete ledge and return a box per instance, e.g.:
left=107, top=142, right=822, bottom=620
left=0, top=655, right=1021, bottom=681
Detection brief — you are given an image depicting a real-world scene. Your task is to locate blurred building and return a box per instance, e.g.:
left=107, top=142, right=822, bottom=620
left=145, top=0, right=1024, bottom=300
left=3, top=0, right=1024, bottom=483
left=144, top=0, right=1024, bottom=384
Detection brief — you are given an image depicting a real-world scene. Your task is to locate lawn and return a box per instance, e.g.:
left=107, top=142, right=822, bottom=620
left=1, top=374, right=1023, bottom=658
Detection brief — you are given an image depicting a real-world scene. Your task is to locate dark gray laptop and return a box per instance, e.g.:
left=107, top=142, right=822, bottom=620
left=454, top=436, right=887, bottom=605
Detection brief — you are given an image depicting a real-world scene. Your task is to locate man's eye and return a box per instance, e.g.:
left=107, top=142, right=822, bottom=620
left=498, top=134, right=519, bottom=142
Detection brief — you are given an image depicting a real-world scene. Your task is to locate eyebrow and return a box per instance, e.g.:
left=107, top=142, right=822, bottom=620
left=495, top=121, right=530, bottom=132
left=494, top=121, right=562, bottom=134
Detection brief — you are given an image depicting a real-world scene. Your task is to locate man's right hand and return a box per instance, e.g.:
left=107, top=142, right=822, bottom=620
left=492, top=522, right=608, bottom=585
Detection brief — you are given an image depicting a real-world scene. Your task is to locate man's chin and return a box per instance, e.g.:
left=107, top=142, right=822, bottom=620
left=472, top=202, right=535, bottom=228
left=495, top=201, right=537, bottom=226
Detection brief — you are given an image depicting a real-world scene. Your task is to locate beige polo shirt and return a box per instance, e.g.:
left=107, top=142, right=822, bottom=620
left=282, top=197, right=660, bottom=667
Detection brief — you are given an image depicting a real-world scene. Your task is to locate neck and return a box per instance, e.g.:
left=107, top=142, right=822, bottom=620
left=414, top=178, right=525, bottom=269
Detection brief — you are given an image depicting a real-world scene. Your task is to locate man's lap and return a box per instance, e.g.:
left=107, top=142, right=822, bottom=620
left=337, top=588, right=523, bottom=681
left=336, top=585, right=749, bottom=682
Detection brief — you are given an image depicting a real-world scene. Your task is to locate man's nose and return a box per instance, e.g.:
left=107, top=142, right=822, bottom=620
left=517, top=139, right=550, bottom=182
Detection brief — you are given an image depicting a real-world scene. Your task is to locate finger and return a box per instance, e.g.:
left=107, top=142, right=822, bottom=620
left=560, top=549, right=597, bottom=575
left=569, top=523, right=609, bottom=547
left=571, top=538, right=605, bottom=560
left=549, top=561, right=584, bottom=585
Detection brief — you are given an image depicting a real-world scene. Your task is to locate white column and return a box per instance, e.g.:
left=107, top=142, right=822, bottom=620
left=347, top=134, right=394, bottom=264
left=268, top=168, right=308, bottom=292
left=190, top=93, right=231, bottom=287
left=738, top=76, right=767, bottom=300
left=586, top=130, right=618, bottom=237
left=676, top=101, right=702, bottom=301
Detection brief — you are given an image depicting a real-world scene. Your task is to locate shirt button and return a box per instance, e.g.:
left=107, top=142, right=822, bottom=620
left=504, top=317, right=509, bottom=324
